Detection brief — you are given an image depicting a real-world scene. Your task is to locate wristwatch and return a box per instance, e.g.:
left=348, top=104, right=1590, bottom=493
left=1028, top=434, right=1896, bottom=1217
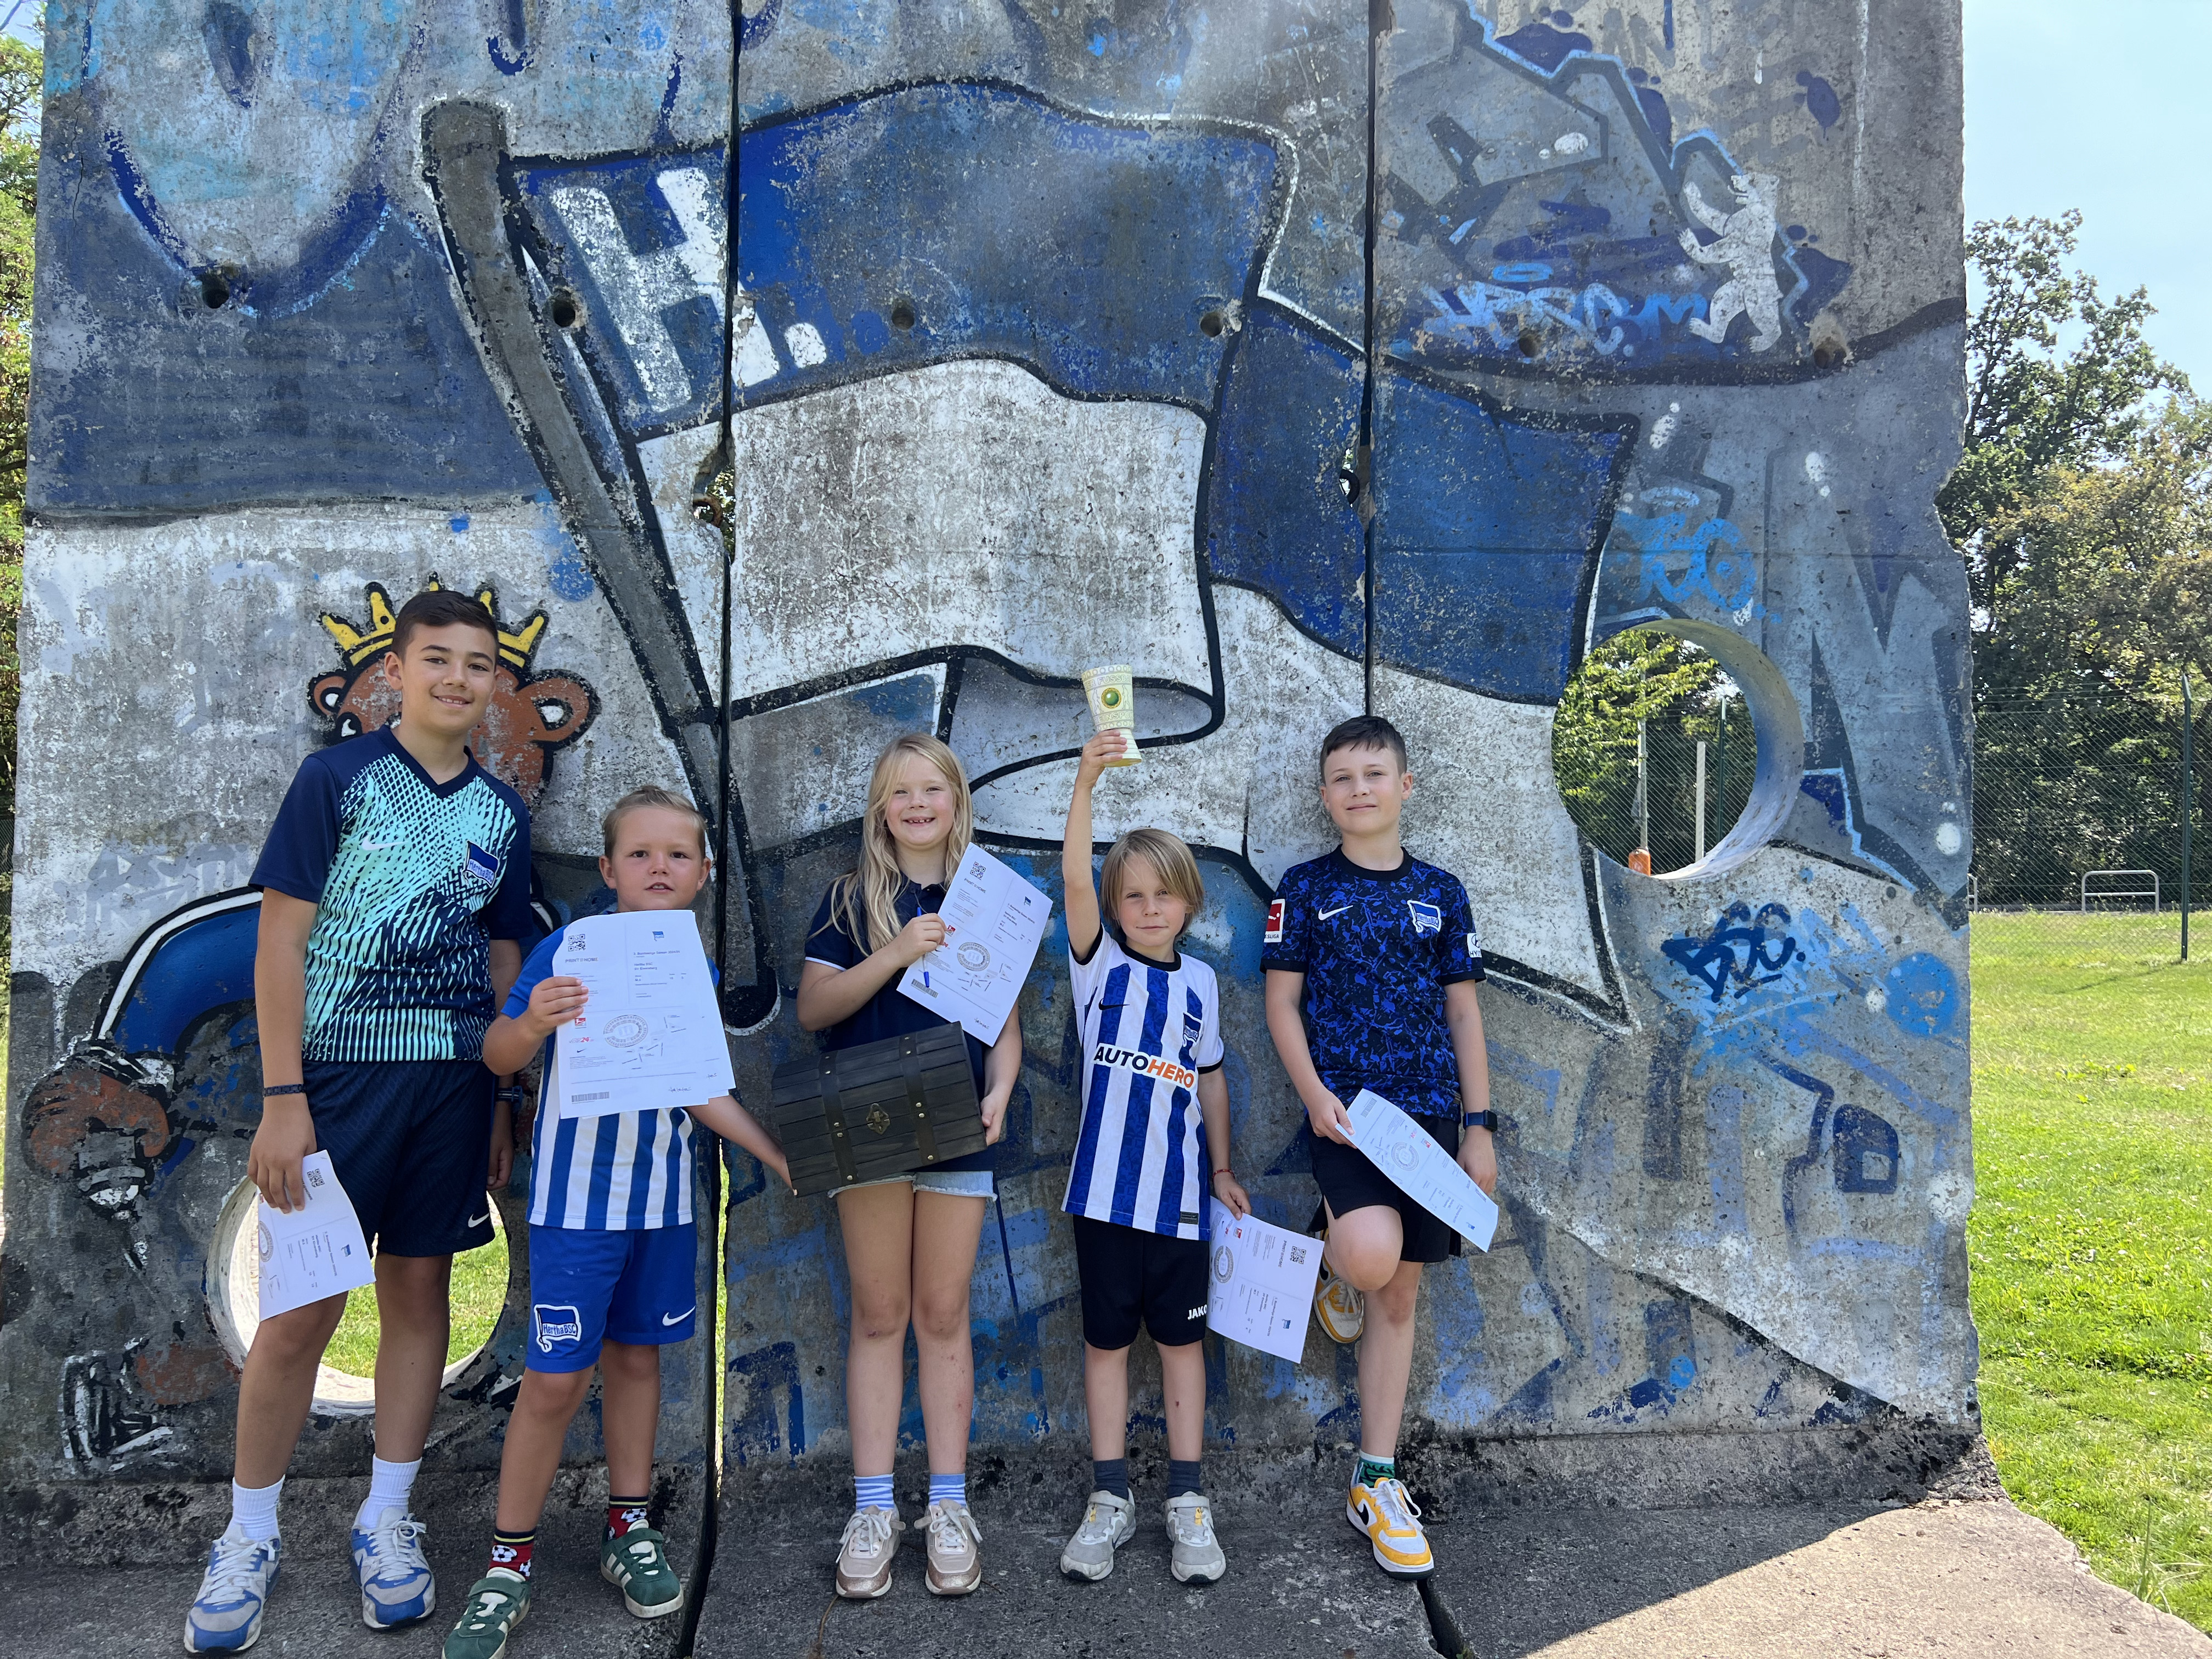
left=1462, top=1110, right=1498, bottom=1131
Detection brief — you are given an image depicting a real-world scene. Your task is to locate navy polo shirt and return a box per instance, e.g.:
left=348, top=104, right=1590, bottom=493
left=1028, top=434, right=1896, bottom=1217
left=803, top=876, right=995, bottom=1173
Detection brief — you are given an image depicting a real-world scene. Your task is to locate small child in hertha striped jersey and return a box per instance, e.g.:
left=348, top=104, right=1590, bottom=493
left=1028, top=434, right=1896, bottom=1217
left=442, top=787, right=788, bottom=1659
left=1056, top=727, right=1251, bottom=1588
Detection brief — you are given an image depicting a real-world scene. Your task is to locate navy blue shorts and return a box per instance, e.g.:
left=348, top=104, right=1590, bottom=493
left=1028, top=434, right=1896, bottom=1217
left=526, top=1223, right=698, bottom=1373
left=1309, top=1114, right=1463, bottom=1263
left=304, top=1059, right=496, bottom=1258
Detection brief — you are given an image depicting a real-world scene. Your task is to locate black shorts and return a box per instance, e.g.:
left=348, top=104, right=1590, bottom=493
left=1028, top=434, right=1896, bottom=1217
left=304, top=1059, right=496, bottom=1257
left=1308, top=1114, right=1463, bottom=1264
left=1070, top=1215, right=1210, bottom=1350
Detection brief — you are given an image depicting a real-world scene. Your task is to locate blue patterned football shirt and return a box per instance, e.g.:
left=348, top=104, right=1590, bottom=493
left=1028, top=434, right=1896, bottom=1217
left=1260, top=849, right=1483, bottom=1120
left=253, top=725, right=533, bottom=1062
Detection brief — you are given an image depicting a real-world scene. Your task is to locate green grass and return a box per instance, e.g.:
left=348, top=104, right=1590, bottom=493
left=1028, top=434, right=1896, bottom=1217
left=1970, top=911, right=2212, bottom=1624
left=324, top=1218, right=511, bottom=1378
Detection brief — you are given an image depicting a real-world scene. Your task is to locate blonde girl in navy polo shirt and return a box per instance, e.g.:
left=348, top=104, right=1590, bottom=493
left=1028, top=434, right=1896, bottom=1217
left=795, top=733, right=1023, bottom=1600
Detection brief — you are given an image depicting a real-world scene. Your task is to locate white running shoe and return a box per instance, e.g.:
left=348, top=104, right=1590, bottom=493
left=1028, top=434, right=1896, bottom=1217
left=1058, top=1489, right=1136, bottom=1581
left=183, top=1522, right=280, bottom=1652
left=351, top=1508, right=435, bottom=1628
left=834, top=1506, right=902, bottom=1599
left=1166, top=1492, right=1226, bottom=1584
left=1347, top=1474, right=1434, bottom=1577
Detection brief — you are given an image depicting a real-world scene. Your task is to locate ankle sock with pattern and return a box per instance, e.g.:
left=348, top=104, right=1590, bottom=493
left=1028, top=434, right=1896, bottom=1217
left=1355, top=1452, right=1396, bottom=1488
left=487, top=1528, right=535, bottom=1581
left=853, top=1472, right=895, bottom=1516
left=1167, top=1459, right=1203, bottom=1499
left=606, top=1495, right=651, bottom=1539
left=1092, top=1458, right=1130, bottom=1500
left=928, top=1471, right=967, bottom=1508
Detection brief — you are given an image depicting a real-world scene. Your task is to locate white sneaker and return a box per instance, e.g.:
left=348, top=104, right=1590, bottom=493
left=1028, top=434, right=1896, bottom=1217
left=1166, top=1492, right=1226, bottom=1584
left=1058, top=1489, right=1136, bottom=1581
left=183, top=1522, right=280, bottom=1652
left=834, top=1506, right=902, bottom=1599
left=350, top=1508, right=435, bottom=1628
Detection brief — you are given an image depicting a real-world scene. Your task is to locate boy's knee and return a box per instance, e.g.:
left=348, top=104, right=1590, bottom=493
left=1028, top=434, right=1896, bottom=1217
left=1370, top=1273, right=1422, bottom=1323
left=851, top=1291, right=911, bottom=1344
left=600, top=1340, right=660, bottom=1380
left=255, top=1297, right=345, bottom=1358
left=1335, top=1243, right=1402, bottom=1293
left=911, top=1292, right=968, bottom=1342
left=518, top=1367, right=594, bottom=1415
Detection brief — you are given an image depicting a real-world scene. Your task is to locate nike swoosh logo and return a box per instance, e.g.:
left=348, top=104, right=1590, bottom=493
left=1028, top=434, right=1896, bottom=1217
left=467, top=1210, right=491, bottom=1227
left=1318, top=905, right=1352, bottom=920
left=362, top=840, right=402, bottom=850
left=662, top=1307, right=696, bottom=1327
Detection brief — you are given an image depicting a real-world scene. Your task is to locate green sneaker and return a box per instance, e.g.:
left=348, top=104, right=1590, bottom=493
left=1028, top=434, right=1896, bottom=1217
left=601, top=1527, right=684, bottom=1620
left=443, top=1572, right=530, bottom=1659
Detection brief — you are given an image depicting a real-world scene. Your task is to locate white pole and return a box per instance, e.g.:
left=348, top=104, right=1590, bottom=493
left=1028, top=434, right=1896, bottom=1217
left=1696, top=738, right=1708, bottom=863
left=1636, top=717, right=1650, bottom=850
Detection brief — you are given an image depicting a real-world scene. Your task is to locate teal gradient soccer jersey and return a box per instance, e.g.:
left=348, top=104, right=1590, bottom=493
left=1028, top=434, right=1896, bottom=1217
left=252, top=725, right=533, bottom=1062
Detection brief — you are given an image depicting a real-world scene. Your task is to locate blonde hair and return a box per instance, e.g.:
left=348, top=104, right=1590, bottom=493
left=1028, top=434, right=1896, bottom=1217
left=832, top=733, right=973, bottom=953
left=1099, top=827, right=1205, bottom=939
left=601, top=785, right=709, bottom=858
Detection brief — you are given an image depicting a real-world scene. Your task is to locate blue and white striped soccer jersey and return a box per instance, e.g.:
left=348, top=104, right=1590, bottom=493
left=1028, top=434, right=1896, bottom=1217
left=1063, top=933, right=1225, bottom=1241
left=510, top=922, right=710, bottom=1230
left=252, top=724, right=533, bottom=1062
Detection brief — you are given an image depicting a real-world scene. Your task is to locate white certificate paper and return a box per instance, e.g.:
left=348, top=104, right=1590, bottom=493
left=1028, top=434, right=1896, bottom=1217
left=1345, top=1088, right=1499, bottom=1251
left=257, top=1150, right=376, bottom=1319
left=898, top=845, right=1052, bottom=1042
left=553, top=909, right=735, bottom=1119
left=1206, top=1200, right=1322, bottom=1362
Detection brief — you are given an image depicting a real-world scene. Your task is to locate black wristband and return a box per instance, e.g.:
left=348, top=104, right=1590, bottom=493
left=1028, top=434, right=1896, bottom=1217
left=1462, top=1109, right=1498, bottom=1131
left=262, top=1083, right=306, bottom=1098
left=496, top=1087, right=527, bottom=1105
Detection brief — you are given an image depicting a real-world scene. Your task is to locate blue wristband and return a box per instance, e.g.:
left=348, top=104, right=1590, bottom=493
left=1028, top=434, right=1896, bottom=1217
left=1462, top=1110, right=1497, bottom=1131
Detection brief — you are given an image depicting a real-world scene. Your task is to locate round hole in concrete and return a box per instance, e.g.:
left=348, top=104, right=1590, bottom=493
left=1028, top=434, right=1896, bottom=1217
left=888, top=297, right=917, bottom=331
left=1550, top=621, right=1803, bottom=879
left=1516, top=330, right=1541, bottom=358
left=548, top=290, right=581, bottom=330
left=199, top=272, right=230, bottom=309
left=1199, top=309, right=1226, bottom=338
left=1812, top=342, right=1843, bottom=371
left=207, top=1178, right=512, bottom=1417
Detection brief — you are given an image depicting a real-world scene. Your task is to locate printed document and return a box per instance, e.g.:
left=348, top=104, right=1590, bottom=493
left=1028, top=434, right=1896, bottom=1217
left=898, top=845, right=1052, bottom=1042
left=1345, top=1088, right=1499, bottom=1250
left=554, top=909, right=735, bottom=1119
left=257, top=1150, right=375, bottom=1320
left=1206, top=1200, right=1322, bottom=1362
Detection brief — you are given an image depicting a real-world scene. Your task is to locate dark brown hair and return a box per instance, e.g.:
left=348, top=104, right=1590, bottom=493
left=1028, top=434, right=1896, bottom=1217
left=1319, top=714, right=1408, bottom=778
left=392, top=588, right=499, bottom=658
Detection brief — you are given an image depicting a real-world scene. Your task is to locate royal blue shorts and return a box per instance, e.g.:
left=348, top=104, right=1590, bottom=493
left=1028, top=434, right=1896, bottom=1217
left=304, top=1058, right=496, bottom=1258
left=526, top=1222, right=699, bottom=1373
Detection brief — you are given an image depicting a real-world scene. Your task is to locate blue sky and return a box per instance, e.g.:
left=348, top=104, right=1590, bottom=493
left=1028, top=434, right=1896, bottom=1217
left=1966, top=1, right=2206, bottom=392
left=0, top=5, right=2198, bottom=389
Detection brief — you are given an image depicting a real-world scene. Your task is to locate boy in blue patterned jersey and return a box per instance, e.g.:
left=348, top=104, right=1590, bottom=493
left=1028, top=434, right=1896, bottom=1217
left=1260, top=715, right=1496, bottom=1581
left=442, top=787, right=788, bottom=1659
left=187, top=590, right=535, bottom=1652
left=1054, top=730, right=1251, bottom=1587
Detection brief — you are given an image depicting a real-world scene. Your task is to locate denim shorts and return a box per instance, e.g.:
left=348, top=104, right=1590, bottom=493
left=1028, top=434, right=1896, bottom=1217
left=840, top=1167, right=996, bottom=1200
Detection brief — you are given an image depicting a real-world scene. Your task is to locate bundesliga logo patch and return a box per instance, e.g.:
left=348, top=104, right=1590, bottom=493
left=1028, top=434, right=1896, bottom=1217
left=465, top=842, right=502, bottom=887
left=1093, top=1042, right=1198, bottom=1092
left=1408, top=900, right=1442, bottom=936
left=1265, top=898, right=1284, bottom=943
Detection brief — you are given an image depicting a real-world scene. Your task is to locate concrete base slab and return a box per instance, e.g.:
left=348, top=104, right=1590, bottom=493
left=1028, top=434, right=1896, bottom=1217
left=0, top=1476, right=681, bottom=1658
left=1431, top=1498, right=2212, bottom=1658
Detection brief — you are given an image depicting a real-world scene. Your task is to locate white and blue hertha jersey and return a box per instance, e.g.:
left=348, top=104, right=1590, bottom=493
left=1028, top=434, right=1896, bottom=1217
left=511, top=922, right=706, bottom=1230
left=1063, top=933, right=1226, bottom=1242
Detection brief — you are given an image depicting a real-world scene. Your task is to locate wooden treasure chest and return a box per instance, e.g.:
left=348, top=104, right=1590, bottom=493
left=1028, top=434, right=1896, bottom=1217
left=769, top=1022, right=987, bottom=1198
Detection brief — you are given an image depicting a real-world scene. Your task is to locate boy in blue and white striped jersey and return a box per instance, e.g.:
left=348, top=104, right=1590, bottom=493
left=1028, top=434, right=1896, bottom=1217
left=1056, top=729, right=1251, bottom=1588
left=442, top=788, right=788, bottom=1659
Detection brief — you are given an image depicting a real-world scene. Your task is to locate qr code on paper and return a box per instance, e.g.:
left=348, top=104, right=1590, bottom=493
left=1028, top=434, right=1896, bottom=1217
left=1290, top=1245, right=1307, bottom=1265
left=307, top=1169, right=325, bottom=1189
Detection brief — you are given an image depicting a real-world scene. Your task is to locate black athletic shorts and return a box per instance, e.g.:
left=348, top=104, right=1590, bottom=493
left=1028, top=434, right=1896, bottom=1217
left=1070, top=1214, right=1210, bottom=1350
left=1308, top=1113, right=1463, bottom=1264
left=304, top=1058, right=496, bottom=1258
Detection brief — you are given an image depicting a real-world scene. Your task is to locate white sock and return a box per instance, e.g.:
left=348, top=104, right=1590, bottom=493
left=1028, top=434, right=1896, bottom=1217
left=230, top=1476, right=283, bottom=1542
left=354, top=1455, right=421, bottom=1530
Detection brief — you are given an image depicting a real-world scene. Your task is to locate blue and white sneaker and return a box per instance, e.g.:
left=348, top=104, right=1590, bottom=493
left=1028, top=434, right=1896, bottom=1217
left=351, top=1508, right=436, bottom=1629
left=183, top=1522, right=280, bottom=1652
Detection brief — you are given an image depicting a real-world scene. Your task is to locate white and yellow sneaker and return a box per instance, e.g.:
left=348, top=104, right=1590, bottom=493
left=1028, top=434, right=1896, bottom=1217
left=1347, top=1474, right=1434, bottom=1577
left=1314, top=1261, right=1365, bottom=1345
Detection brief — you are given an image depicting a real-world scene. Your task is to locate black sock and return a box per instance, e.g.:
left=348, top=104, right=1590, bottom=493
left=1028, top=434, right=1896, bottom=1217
left=1167, top=1459, right=1203, bottom=1499
left=1092, top=1458, right=1130, bottom=1500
